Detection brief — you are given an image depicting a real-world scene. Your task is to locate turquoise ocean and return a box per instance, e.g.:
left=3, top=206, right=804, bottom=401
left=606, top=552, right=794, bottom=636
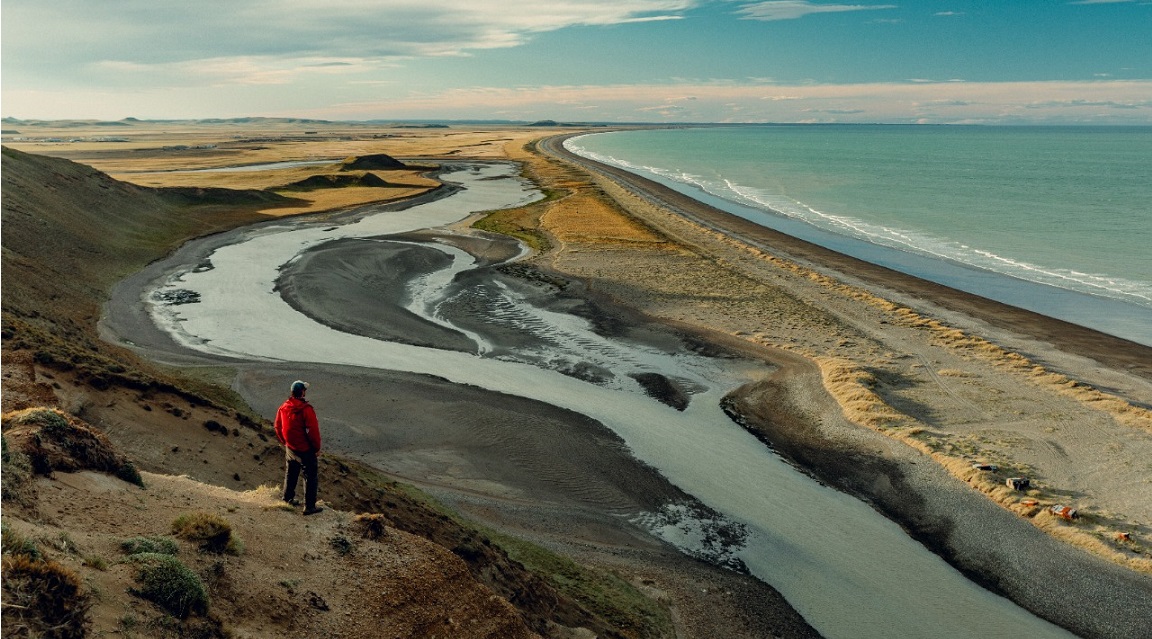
left=565, top=126, right=1152, bottom=346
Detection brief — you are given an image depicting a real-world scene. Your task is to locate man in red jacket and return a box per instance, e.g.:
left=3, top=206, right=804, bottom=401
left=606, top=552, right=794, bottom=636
left=274, top=380, right=323, bottom=515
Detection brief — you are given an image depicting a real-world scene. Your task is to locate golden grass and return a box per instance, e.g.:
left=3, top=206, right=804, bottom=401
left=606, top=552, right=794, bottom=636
left=811, top=355, right=1152, bottom=573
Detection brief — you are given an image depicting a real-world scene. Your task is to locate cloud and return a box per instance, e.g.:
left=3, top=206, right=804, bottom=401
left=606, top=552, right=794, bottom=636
left=299, top=79, right=1152, bottom=125
left=735, top=1, right=897, bottom=21
left=2, top=0, right=696, bottom=83
left=8, top=79, right=1152, bottom=124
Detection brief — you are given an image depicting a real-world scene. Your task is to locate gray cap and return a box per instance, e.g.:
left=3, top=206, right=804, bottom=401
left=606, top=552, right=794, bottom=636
left=290, top=380, right=309, bottom=394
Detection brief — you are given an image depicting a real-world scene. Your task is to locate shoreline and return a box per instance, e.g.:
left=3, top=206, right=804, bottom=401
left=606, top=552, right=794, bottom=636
left=99, top=137, right=1152, bottom=635
left=526, top=133, right=1152, bottom=637
left=558, top=128, right=1152, bottom=349
left=542, top=133, right=1152, bottom=382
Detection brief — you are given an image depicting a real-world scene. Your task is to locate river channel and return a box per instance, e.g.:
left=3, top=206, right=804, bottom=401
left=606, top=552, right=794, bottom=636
left=137, top=162, right=1073, bottom=639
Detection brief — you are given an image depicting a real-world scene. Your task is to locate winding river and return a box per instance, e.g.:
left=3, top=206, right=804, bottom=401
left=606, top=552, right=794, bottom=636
left=141, top=162, right=1073, bottom=639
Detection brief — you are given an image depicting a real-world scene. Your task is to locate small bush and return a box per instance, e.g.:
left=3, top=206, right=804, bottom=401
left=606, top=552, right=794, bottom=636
left=121, top=535, right=180, bottom=556
left=2, top=554, right=93, bottom=638
left=83, top=554, right=109, bottom=571
left=2, top=523, right=42, bottom=561
left=350, top=513, right=392, bottom=540
left=128, top=552, right=209, bottom=618
left=329, top=534, right=354, bottom=556
left=171, top=512, right=240, bottom=554
left=116, top=461, right=145, bottom=488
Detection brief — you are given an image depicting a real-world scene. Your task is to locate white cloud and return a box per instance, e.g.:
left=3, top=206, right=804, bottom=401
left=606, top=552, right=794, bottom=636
left=2, top=0, right=696, bottom=81
left=7, top=79, right=1152, bottom=124
left=303, top=79, right=1152, bottom=125
left=735, top=1, right=897, bottom=21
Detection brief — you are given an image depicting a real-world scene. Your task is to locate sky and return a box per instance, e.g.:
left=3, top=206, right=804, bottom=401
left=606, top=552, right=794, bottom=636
left=2, top=0, right=1151, bottom=124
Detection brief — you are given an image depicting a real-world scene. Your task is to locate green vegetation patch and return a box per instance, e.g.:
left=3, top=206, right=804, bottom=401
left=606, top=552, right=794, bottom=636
left=471, top=197, right=556, bottom=253
left=2, top=523, right=43, bottom=561
left=128, top=552, right=209, bottom=618
left=1, top=435, right=35, bottom=506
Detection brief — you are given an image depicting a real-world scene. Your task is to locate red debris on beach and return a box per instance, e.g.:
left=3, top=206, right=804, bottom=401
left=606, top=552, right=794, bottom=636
left=1050, top=505, right=1078, bottom=520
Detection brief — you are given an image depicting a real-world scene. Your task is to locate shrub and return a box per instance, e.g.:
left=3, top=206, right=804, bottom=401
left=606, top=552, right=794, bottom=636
left=329, top=534, right=354, bottom=556
left=116, top=461, right=145, bottom=487
left=2, top=523, right=42, bottom=561
left=1, top=554, right=92, bottom=638
left=350, top=513, right=392, bottom=540
left=171, top=512, right=240, bottom=554
left=128, top=552, right=209, bottom=618
left=121, top=535, right=180, bottom=556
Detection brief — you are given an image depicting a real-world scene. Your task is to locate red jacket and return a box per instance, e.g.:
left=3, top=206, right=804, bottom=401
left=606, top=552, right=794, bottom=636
left=274, top=396, right=321, bottom=453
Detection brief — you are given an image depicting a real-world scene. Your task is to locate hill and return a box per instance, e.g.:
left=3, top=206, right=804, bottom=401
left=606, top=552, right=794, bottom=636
left=339, top=153, right=407, bottom=171
left=0, top=147, right=672, bottom=638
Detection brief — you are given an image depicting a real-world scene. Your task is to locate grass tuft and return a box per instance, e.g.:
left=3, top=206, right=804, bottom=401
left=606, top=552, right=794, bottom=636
left=171, top=512, right=241, bottom=555
left=128, top=552, right=209, bottom=618
left=2, top=553, right=93, bottom=638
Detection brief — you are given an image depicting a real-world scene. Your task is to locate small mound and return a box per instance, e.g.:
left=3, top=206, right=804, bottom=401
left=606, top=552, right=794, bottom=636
left=1, top=407, right=143, bottom=486
left=340, top=153, right=406, bottom=171
left=156, top=186, right=296, bottom=206
left=276, top=172, right=389, bottom=191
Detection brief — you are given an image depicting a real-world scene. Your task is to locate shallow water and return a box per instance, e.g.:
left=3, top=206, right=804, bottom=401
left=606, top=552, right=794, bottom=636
left=566, top=126, right=1152, bottom=346
left=146, top=163, right=1073, bottom=638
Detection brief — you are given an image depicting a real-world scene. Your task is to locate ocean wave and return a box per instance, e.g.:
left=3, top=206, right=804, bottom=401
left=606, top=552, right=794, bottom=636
left=565, top=140, right=1152, bottom=309
left=713, top=181, right=1152, bottom=308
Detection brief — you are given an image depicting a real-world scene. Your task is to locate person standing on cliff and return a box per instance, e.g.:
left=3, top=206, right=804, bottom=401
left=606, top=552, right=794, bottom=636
left=274, top=380, right=323, bottom=515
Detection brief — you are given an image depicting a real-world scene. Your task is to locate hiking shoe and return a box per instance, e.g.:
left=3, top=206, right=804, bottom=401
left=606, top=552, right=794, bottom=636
left=303, top=506, right=324, bottom=516
left=284, top=498, right=300, bottom=507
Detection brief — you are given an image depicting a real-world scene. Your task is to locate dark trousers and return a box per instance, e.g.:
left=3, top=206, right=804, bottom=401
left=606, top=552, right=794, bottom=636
left=283, top=448, right=318, bottom=509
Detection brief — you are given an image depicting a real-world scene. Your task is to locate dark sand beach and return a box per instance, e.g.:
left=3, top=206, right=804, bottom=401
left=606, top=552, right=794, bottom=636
left=99, top=142, right=1152, bottom=638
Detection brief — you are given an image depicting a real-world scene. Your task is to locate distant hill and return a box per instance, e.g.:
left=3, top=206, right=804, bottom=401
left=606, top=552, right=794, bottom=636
left=340, top=153, right=407, bottom=171
left=1, top=147, right=291, bottom=338
left=277, top=172, right=390, bottom=191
